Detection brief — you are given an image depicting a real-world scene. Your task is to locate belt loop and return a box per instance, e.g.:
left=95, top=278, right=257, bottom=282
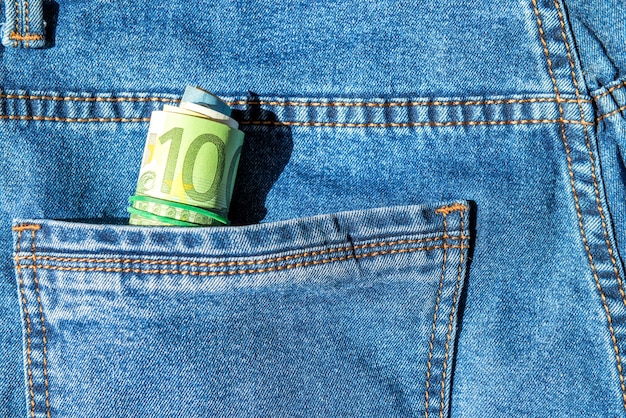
left=2, top=0, right=46, bottom=48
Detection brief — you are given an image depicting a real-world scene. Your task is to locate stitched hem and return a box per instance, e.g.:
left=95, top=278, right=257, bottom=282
left=0, top=89, right=595, bottom=126
left=534, top=0, right=626, bottom=411
left=13, top=205, right=470, bottom=417
left=14, top=225, right=50, bottom=418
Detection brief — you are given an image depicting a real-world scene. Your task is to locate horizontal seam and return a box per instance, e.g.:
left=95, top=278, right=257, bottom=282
left=0, top=94, right=178, bottom=103
left=228, top=97, right=588, bottom=107
left=592, top=81, right=626, bottom=100
left=239, top=120, right=594, bottom=127
left=0, top=115, right=152, bottom=122
left=15, top=234, right=468, bottom=268
left=0, top=116, right=594, bottom=126
left=597, top=105, right=626, bottom=122
left=0, top=95, right=588, bottom=106
left=17, top=244, right=465, bottom=276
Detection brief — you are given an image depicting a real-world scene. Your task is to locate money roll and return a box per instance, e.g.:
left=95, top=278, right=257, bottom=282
left=128, top=87, right=244, bottom=227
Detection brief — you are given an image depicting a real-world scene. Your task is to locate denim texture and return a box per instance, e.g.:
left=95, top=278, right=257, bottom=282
left=13, top=205, right=469, bottom=417
left=1, top=0, right=626, bottom=417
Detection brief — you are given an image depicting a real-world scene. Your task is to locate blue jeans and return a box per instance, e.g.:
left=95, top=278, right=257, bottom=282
left=2, top=0, right=626, bottom=416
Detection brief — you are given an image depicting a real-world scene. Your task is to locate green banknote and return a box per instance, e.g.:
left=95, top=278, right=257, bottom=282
left=129, top=110, right=244, bottom=226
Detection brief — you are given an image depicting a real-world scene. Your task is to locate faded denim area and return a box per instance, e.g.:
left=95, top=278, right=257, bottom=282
left=1, top=0, right=626, bottom=417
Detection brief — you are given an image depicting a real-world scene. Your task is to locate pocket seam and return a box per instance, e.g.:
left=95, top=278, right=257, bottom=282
left=423, top=210, right=450, bottom=417
left=424, top=207, right=467, bottom=417
left=14, top=224, right=50, bottom=418
left=15, top=234, right=467, bottom=268
left=17, top=242, right=465, bottom=277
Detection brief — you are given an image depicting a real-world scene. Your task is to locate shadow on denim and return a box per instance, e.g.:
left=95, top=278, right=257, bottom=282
left=448, top=199, right=477, bottom=408
left=43, top=1, right=59, bottom=48
left=229, top=92, right=293, bottom=225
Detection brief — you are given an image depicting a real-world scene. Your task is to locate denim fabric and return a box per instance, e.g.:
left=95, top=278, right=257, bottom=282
left=1, top=0, right=626, bottom=417
left=13, top=205, right=469, bottom=417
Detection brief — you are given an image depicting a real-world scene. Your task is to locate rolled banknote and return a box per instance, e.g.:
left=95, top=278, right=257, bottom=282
left=129, top=87, right=244, bottom=227
left=182, top=85, right=231, bottom=117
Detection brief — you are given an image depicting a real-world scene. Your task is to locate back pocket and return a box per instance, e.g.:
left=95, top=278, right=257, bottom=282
left=13, top=202, right=470, bottom=418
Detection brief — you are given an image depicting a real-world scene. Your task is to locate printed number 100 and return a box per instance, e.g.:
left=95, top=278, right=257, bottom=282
left=158, top=127, right=225, bottom=202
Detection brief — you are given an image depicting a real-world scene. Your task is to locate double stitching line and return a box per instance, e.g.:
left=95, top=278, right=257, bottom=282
left=14, top=235, right=468, bottom=268
left=0, top=115, right=594, bottom=126
left=439, top=210, right=465, bottom=418
left=424, top=204, right=467, bottom=417
left=14, top=206, right=468, bottom=278
left=15, top=229, right=35, bottom=418
left=553, top=0, right=626, bottom=309
left=18, top=244, right=464, bottom=277
left=0, top=115, right=151, bottom=123
left=12, top=0, right=18, bottom=47
left=24, top=0, right=29, bottom=47
left=0, top=94, right=179, bottom=103
left=0, top=93, right=597, bottom=126
left=532, top=0, right=626, bottom=410
left=30, top=227, right=51, bottom=418
left=13, top=224, right=50, bottom=418
left=228, top=97, right=588, bottom=107
left=424, top=213, right=449, bottom=417
left=239, top=119, right=592, bottom=128
left=0, top=94, right=586, bottom=106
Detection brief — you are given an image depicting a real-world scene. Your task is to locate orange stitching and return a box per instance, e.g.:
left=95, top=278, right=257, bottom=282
left=533, top=0, right=626, bottom=410
left=593, top=80, right=626, bottom=100
left=8, top=33, right=44, bottom=41
left=0, top=94, right=178, bottom=103
left=15, top=235, right=468, bottom=267
left=424, top=213, right=449, bottom=417
left=554, top=0, right=626, bottom=409
left=12, top=0, right=19, bottom=47
left=23, top=0, right=28, bottom=47
left=227, top=97, right=588, bottom=107
left=435, top=203, right=467, bottom=215
left=597, top=105, right=626, bottom=122
left=12, top=225, right=41, bottom=232
left=0, top=115, right=151, bottom=123
left=240, top=119, right=593, bottom=128
left=24, top=0, right=28, bottom=32
left=15, top=230, right=35, bottom=418
left=30, top=229, right=51, bottom=418
left=21, top=244, right=464, bottom=277
left=0, top=114, right=594, bottom=126
left=439, top=211, right=466, bottom=417
left=554, top=0, right=626, bottom=310
left=0, top=94, right=591, bottom=107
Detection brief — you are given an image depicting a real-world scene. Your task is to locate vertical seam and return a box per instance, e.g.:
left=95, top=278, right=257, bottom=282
left=16, top=229, right=35, bottom=418
left=439, top=210, right=465, bottom=418
left=424, top=213, right=448, bottom=417
left=13, top=0, right=19, bottom=47
left=553, top=0, right=626, bottom=310
left=531, top=0, right=626, bottom=410
left=23, top=0, right=29, bottom=47
left=31, top=228, right=51, bottom=418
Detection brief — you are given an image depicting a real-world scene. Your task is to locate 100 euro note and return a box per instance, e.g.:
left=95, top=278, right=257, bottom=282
left=129, top=110, right=244, bottom=226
